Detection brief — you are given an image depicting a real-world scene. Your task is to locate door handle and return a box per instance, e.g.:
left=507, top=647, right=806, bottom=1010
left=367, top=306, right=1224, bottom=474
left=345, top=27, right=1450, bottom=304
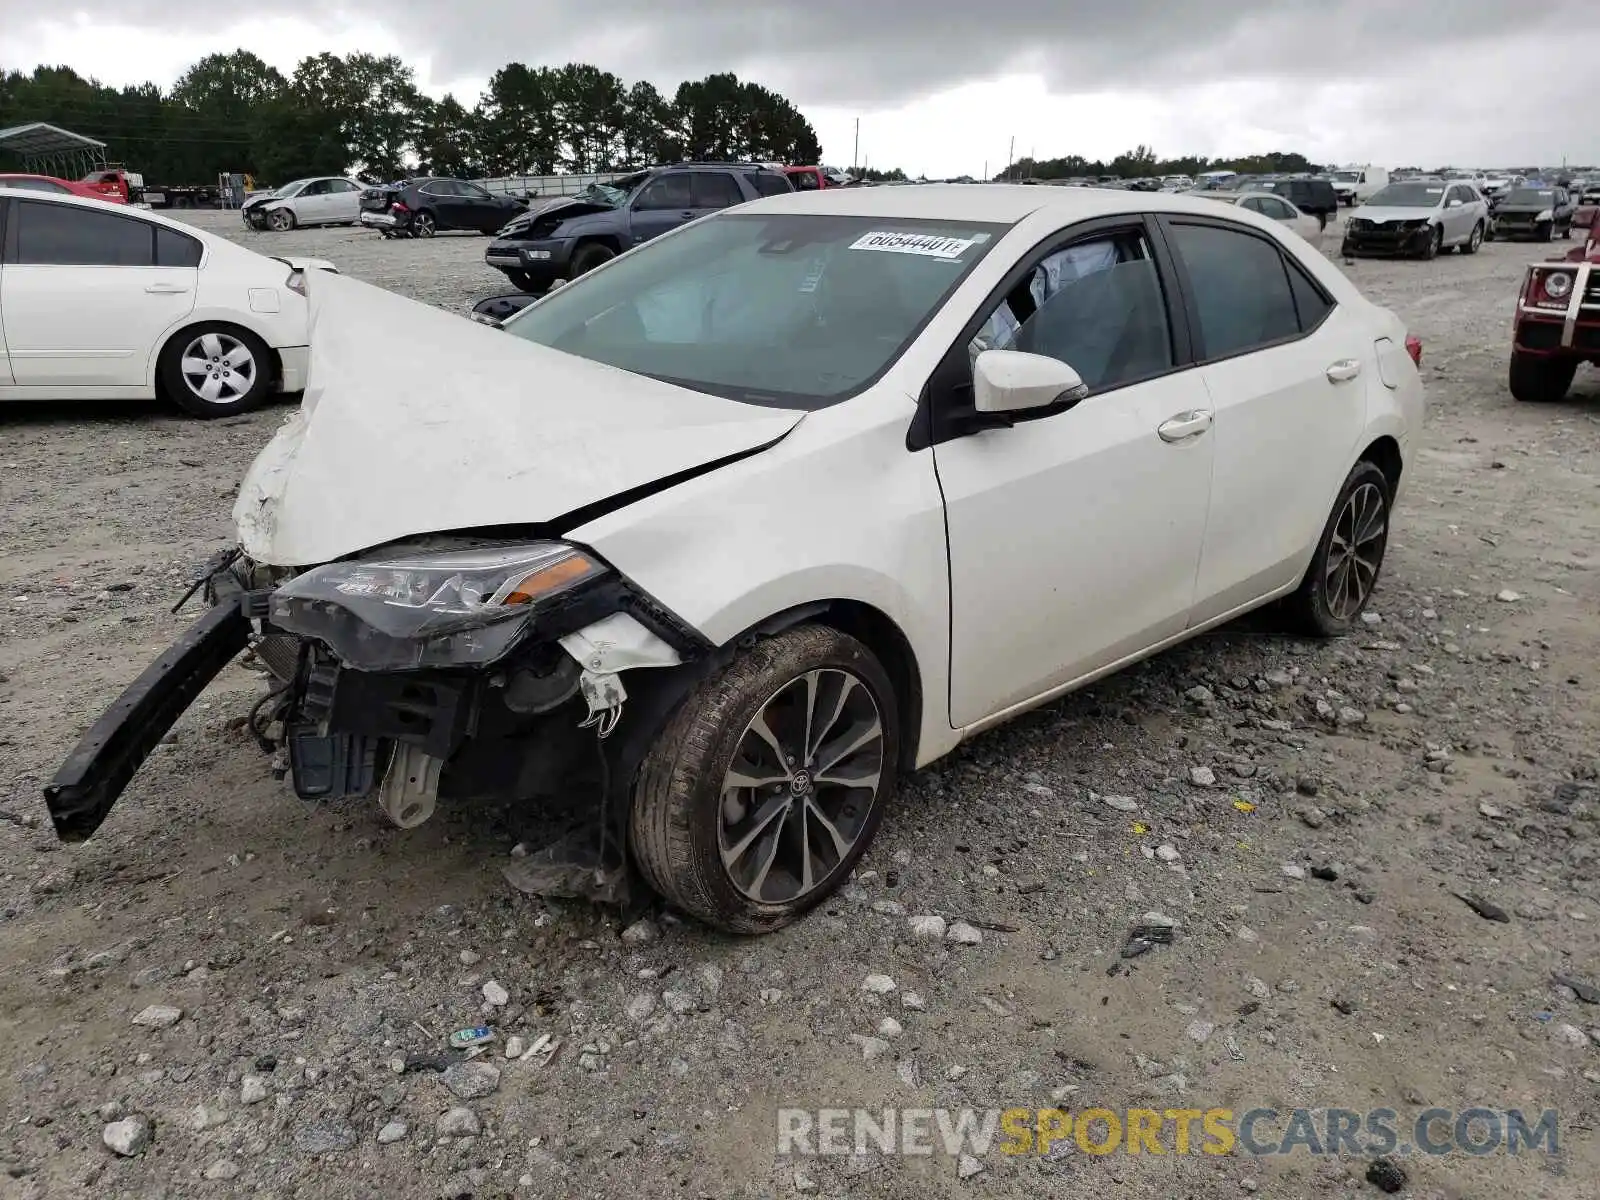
left=1326, top=358, right=1361, bottom=382
left=145, top=284, right=190, bottom=294
left=1157, top=410, right=1213, bottom=442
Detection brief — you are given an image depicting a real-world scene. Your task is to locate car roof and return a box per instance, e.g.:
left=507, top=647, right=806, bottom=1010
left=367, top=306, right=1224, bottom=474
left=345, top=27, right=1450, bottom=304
left=739, top=182, right=1286, bottom=225
left=0, top=186, right=217, bottom=236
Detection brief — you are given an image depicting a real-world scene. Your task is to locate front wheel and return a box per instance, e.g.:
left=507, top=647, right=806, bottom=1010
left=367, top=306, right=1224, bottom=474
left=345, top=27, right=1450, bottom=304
left=1422, top=225, right=1442, bottom=259
left=1538, top=221, right=1554, bottom=242
left=570, top=242, right=616, bottom=278
left=159, top=324, right=273, bottom=418
left=1508, top=352, right=1576, bottom=403
left=267, top=208, right=295, bottom=232
left=505, top=269, right=537, bottom=292
left=1282, top=461, right=1392, bottom=637
left=630, top=625, right=899, bottom=934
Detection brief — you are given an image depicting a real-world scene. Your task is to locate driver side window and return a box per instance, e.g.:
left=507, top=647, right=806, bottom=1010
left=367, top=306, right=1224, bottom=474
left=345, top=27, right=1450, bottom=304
left=968, top=231, right=1174, bottom=394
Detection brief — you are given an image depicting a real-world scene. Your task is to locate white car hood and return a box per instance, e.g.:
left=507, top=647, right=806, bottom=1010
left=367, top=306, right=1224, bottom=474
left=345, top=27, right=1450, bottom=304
left=233, top=271, right=804, bottom=566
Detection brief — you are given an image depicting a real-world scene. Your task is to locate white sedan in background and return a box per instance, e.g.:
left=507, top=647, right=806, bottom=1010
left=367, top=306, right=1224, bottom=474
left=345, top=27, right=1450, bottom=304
left=1194, top=190, right=1326, bottom=240
left=48, top=185, right=1425, bottom=934
left=241, top=176, right=366, bottom=232
left=0, top=188, right=333, bottom=417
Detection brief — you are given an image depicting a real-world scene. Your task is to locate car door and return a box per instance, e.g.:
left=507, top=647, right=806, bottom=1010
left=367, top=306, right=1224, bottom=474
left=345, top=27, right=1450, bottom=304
left=0, top=198, right=198, bottom=388
left=628, top=173, right=696, bottom=245
left=294, top=179, right=334, bottom=224
left=1158, top=216, right=1368, bottom=622
left=927, top=217, right=1216, bottom=726
left=691, top=170, right=748, bottom=216
left=329, top=179, right=362, bottom=223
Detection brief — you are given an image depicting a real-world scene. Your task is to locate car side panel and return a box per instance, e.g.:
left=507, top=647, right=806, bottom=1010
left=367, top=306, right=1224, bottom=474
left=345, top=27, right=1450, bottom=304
left=568, top=396, right=962, bottom=768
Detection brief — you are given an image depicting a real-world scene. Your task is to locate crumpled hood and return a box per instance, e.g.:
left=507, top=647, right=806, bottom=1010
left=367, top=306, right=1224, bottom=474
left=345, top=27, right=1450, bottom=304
left=502, top=195, right=614, bottom=232
left=232, top=271, right=804, bottom=567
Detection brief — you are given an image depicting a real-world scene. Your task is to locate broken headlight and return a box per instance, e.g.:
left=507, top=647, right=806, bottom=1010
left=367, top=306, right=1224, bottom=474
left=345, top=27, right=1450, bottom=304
left=269, top=543, right=608, bottom=671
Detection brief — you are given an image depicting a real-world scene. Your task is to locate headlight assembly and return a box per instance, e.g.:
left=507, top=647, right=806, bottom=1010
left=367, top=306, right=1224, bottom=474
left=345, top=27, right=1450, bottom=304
left=269, top=543, right=609, bottom=670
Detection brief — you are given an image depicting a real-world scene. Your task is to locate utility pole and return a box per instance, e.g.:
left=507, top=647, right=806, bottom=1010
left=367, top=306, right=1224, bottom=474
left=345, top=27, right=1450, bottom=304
left=1006, top=136, right=1014, bottom=181
left=982, top=159, right=987, bottom=181
left=853, top=118, right=860, bottom=172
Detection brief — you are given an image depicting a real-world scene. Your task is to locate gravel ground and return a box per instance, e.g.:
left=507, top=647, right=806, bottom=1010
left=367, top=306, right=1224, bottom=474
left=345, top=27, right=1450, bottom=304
left=1, top=209, right=1598, bottom=1200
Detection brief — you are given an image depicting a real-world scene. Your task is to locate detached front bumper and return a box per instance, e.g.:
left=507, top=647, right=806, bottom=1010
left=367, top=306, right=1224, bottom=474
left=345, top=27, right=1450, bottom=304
left=44, top=601, right=250, bottom=842
left=43, top=549, right=712, bottom=843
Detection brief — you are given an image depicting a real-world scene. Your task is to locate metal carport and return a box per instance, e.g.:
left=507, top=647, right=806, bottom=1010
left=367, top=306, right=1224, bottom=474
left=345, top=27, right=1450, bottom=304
left=0, top=122, right=109, bottom=179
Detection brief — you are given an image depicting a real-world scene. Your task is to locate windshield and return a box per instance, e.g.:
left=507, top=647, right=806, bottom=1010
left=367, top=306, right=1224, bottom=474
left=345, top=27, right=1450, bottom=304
left=502, top=213, right=1007, bottom=410
left=1366, top=183, right=1443, bottom=208
left=274, top=180, right=310, bottom=198
left=576, top=182, right=628, bottom=206
left=1505, top=188, right=1555, bottom=205
left=1332, top=171, right=1360, bottom=183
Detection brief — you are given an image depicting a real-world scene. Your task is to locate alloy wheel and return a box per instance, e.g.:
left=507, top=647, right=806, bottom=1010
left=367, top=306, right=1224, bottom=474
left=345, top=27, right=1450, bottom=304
left=718, top=668, right=885, bottom=904
left=1324, top=482, right=1387, bottom=621
left=413, top=212, right=436, bottom=237
left=179, top=332, right=257, bottom=405
left=268, top=209, right=293, bottom=231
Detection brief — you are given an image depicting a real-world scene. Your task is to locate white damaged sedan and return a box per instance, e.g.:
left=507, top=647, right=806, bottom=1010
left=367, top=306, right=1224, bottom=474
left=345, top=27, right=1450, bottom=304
left=46, top=185, right=1425, bottom=932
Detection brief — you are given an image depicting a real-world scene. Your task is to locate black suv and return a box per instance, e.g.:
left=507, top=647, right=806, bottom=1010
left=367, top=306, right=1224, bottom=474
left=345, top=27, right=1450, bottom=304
left=485, top=163, right=793, bottom=293
left=1255, top=177, right=1340, bottom=222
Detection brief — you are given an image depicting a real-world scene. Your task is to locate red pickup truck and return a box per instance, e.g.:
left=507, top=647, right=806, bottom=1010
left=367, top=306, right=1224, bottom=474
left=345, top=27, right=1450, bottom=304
left=784, top=166, right=855, bottom=191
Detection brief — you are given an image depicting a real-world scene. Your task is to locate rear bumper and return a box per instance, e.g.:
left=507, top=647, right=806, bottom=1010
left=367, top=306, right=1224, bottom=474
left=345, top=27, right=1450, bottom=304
left=277, top=346, right=310, bottom=393
left=43, top=601, right=250, bottom=842
left=360, top=211, right=400, bottom=229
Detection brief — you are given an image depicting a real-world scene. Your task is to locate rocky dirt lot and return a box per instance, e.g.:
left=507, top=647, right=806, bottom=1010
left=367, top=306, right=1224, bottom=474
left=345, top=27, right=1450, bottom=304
left=1, top=209, right=1598, bottom=1200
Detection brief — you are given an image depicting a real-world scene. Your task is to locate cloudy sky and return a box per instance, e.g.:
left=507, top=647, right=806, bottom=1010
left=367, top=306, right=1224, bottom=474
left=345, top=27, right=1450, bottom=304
left=4, top=1, right=1596, bottom=175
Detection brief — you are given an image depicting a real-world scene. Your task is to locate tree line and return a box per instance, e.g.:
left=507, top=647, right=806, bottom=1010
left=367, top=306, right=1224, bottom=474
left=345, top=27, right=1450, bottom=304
left=992, top=144, right=1326, bottom=182
left=0, top=51, right=824, bottom=185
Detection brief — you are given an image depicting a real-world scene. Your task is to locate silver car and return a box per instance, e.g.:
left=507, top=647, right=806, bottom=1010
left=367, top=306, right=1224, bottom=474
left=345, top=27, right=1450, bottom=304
left=1342, top=180, right=1489, bottom=259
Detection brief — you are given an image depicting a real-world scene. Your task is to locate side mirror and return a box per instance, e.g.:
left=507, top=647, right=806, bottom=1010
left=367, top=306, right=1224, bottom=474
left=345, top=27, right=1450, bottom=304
left=470, top=292, right=539, bottom=329
left=972, top=350, right=1089, bottom=415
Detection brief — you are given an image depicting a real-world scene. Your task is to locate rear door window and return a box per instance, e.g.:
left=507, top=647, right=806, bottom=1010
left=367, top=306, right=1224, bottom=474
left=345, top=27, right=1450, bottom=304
left=635, top=173, right=693, bottom=210
left=1165, top=221, right=1301, bottom=360
left=14, top=200, right=155, bottom=266
left=693, top=172, right=745, bottom=210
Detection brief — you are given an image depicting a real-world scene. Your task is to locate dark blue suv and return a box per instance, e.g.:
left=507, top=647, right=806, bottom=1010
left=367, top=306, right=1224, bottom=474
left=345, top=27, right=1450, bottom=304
left=484, top=163, right=793, bottom=293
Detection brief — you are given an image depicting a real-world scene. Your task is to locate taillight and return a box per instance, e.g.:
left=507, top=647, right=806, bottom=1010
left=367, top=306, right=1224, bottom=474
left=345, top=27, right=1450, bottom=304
left=391, top=200, right=410, bottom=213
left=1405, top=335, right=1422, bottom=366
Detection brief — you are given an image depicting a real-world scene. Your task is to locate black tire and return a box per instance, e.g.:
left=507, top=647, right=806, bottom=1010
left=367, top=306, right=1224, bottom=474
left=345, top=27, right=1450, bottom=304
left=1538, top=221, right=1554, bottom=242
left=1422, top=225, right=1442, bottom=260
left=1282, top=461, right=1392, bottom=638
left=1508, top=352, right=1576, bottom=403
left=570, top=242, right=616, bottom=278
left=267, top=208, right=296, bottom=232
left=1560, top=221, right=1571, bottom=240
left=630, top=624, right=900, bottom=934
left=1462, top=222, right=1484, bottom=254
left=412, top=210, right=437, bottom=237
left=505, top=269, right=537, bottom=293
left=1340, top=241, right=1356, bottom=259
left=158, top=324, right=275, bottom=419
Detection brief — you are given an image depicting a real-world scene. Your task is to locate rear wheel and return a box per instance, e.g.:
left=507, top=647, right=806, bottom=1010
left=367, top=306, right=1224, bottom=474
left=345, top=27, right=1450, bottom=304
left=159, top=324, right=274, bottom=418
left=1283, top=461, right=1391, bottom=637
left=630, top=625, right=899, bottom=934
left=1508, top=352, right=1576, bottom=403
left=412, top=210, right=437, bottom=238
left=570, top=242, right=616, bottom=278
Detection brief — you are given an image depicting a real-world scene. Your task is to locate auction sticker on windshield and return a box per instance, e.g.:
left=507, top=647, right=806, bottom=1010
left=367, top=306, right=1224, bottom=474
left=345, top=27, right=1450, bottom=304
left=850, top=231, right=979, bottom=259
